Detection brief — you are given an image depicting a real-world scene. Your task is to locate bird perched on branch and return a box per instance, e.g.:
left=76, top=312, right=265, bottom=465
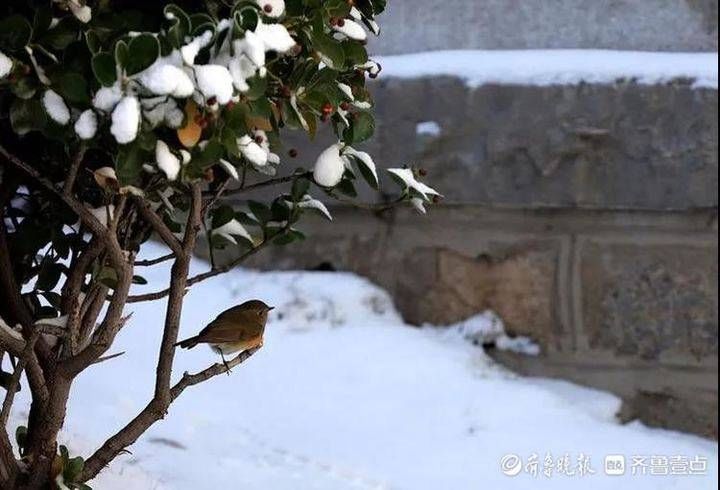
left=175, top=300, right=273, bottom=371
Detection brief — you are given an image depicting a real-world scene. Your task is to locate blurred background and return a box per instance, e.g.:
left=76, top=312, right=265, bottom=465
left=230, top=0, right=719, bottom=438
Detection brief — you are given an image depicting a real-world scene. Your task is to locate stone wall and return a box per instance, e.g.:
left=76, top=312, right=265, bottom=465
left=222, top=78, right=718, bottom=437
left=368, top=0, right=718, bottom=54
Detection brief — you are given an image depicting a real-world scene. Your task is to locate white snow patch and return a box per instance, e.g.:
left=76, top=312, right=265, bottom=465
left=333, top=19, right=367, bottom=41
left=110, top=96, right=141, bottom=144
left=155, top=140, right=181, bottom=181
left=313, top=143, right=346, bottom=187
left=42, top=90, right=71, bottom=125
left=416, top=120, right=441, bottom=137
left=255, top=21, right=296, bottom=53
left=374, top=50, right=719, bottom=89
left=6, top=242, right=717, bottom=490
left=0, top=50, right=12, bottom=78
left=450, top=311, right=541, bottom=356
left=74, top=110, right=98, bottom=140
left=256, top=0, right=285, bottom=18
left=212, top=219, right=253, bottom=245
left=194, top=65, right=235, bottom=105
left=139, top=64, right=195, bottom=98
left=93, top=84, right=123, bottom=112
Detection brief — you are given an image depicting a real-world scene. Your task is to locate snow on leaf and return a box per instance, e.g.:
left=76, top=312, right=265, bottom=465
left=68, top=0, right=92, bottom=23
left=0, top=50, right=12, bottom=78
left=180, top=30, right=213, bottom=66
left=75, top=109, right=98, bottom=140
left=343, top=147, right=379, bottom=189
left=93, top=166, right=118, bottom=189
left=337, top=82, right=354, bottom=100
left=256, top=0, right=286, bottom=18
left=333, top=19, right=367, bottom=41
left=387, top=168, right=441, bottom=201
left=110, top=96, right=141, bottom=144
left=237, top=135, right=269, bottom=167
left=156, top=140, right=181, bottom=181
left=297, top=194, right=332, bottom=221
left=213, top=218, right=253, bottom=245
left=195, top=65, right=234, bottom=105
left=93, top=84, right=123, bottom=112
left=43, top=90, right=70, bottom=125
left=139, top=64, right=195, bottom=98
left=313, top=143, right=346, bottom=188
left=255, top=22, right=296, bottom=53
left=219, top=159, right=240, bottom=180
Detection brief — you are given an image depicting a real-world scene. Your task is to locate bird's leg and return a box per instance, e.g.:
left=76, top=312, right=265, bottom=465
left=221, top=352, right=232, bottom=374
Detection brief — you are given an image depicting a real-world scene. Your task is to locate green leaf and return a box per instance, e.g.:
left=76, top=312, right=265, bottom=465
left=39, top=17, right=79, bottom=51
left=114, top=40, right=129, bottom=72
left=335, top=178, right=357, bottom=197
left=116, top=142, right=144, bottom=185
left=55, top=73, right=90, bottom=106
left=97, top=266, right=118, bottom=289
left=313, top=33, right=345, bottom=70
left=244, top=75, right=268, bottom=101
left=343, top=111, right=374, bottom=144
left=10, top=99, right=47, bottom=136
left=37, top=262, right=64, bottom=291
left=0, top=15, right=33, bottom=52
left=248, top=201, right=272, bottom=224
left=291, top=178, right=311, bottom=201
left=212, top=205, right=236, bottom=228
left=92, top=53, right=117, bottom=87
left=64, top=456, right=85, bottom=482
left=192, top=139, right=224, bottom=171
left=15, top=426, right=27, bottom=454
left=342, top=41, right=368, bottom=66
left=85, top=30, right=101, bottom=55
left=125, top=34, right=160, bottom=76
left=273, top=229, right=305, bottom=245
left=164, top=4, right=191, bottom=48
left=10, top=77, right=39, bottom=100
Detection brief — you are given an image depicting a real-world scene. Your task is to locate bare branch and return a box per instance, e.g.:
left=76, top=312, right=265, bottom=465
left=91, top=351, right=125, bottom=365
left=134, top=252, right=175, bottom=267
left=62, top=145, right=87, bottom=198
left=80, top=346, right=261, bottom=482
left=126, top=236, right=271, bottom=303
left=207, top=170, right=312, bottom=198
left=0, top=330, right=40, bottom=427
left=133, top=198, right=183, bottom=257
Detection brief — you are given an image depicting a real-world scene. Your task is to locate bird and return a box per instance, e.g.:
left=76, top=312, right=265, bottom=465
left=175, top=300, right=274, bottom=371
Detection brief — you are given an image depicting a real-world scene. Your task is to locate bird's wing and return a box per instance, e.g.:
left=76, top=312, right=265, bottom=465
left=197, top=313, right=263, bottom=343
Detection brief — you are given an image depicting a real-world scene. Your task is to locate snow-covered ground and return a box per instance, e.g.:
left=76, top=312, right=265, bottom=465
left=375, top=50, right=719, bottom=89
left=9, top=241, right=718, bottom=489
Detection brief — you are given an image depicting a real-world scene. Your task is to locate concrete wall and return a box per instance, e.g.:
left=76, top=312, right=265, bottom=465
left=223, top=78, right=718, bottom=437
left=368, top=0, right=718, bottom=54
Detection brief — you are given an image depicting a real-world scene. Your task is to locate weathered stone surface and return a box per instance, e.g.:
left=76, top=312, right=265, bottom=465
left=395, top=246, right=559, bottom=345
left=284, top=80, right=718, bottom=210
left=580, top=241, right=718, bottom=361
left=367, top=0, right=718, bottom=54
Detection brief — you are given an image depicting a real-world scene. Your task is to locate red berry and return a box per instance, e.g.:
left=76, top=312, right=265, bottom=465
left=254, top=135, right=264, bottom=144
left=263, top=4, right=272, bottom=13
left=337, top=18, right=346, bottom=27
left=280, top=86, right=292, bottom=98
left=339, top=101, right=350, bottom=111
left=432, top=195, right=441, bottom=204
left=288, top=149, right=298, bottom=158
left=419, top=168, right=427, bottom=177
left=206, top=96, right=217, bottom=106
left=321, top=102, right=333, bottom=114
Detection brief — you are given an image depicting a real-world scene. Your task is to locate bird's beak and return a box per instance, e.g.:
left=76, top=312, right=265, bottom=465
left=268, top=306, right=275, bottom=311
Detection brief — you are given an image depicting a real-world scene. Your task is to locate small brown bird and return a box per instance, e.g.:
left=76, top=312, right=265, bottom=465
left=175, top=300, right=274, bottom=371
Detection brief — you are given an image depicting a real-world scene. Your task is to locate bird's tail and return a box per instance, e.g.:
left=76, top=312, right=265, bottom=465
left=174, top=336, right=200, bottom=349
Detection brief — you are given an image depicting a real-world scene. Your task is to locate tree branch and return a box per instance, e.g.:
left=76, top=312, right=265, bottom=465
left=133, top=198, right=183, bottom=257
left=0, top=330, right=40, bottom=427
left=206, top=170, right=312, bottom=198
left=62, top=145, right=87, bottom=198
left=134, top=252, right=175, bottom=267
left=80, top=346, right=261, bottom=482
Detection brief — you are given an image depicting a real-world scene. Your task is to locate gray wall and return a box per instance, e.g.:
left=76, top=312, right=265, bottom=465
left=368, top=0, right=718, bottom=54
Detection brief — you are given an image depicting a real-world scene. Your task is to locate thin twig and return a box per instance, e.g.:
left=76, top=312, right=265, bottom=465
left=0, top=330, right=39, bottom=427
left=63, top=145, right=87, bottom=198
left=208, top=171, right=312, bottom=198
left=134, top=253, right=175, bottom=267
